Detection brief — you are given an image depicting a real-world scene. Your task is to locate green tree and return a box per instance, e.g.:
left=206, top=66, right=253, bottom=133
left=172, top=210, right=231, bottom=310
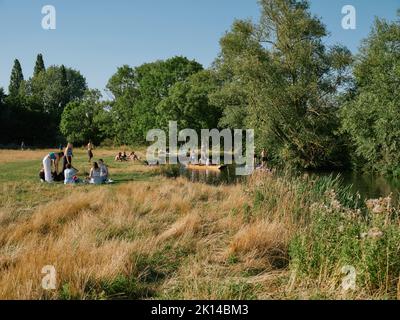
left=28, top=65, right=87, bottom=117
left=107, top=56, right=203, bottom=144
left=214, top=0, right=352, bottom=169
left=60, top=90, right=110, bottom=145
left=341, top=16, right=400, bottom=176
left=9, top=59, right=24, bottom=97
left=33, top=54, right=46, bottom=77
left=156, top=70, right=222, bottom=132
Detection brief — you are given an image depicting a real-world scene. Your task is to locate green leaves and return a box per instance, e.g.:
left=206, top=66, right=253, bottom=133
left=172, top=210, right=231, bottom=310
left=215, top=0, right=352, bottom=169
left=60, top=89, right=110, bottom=145
left=341, top=18, right=400, bottom=175
left=8, top=59, right=24, bottom=98
left=107, top=56, right=203, bottom=145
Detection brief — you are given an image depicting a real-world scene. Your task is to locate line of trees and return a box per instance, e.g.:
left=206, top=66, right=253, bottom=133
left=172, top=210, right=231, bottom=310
left=0, top=54, right=87, bottom=147
left=0, top=0, right=399, bottom=175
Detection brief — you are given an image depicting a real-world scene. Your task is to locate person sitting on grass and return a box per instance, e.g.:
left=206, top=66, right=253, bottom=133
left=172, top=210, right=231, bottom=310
left=122, top=151, right=128, bottom=161
left=115, top=152, right=123, bottom=162
left=64, top=163, right=79, bottom=185
left=98, top=159, right=109, bottom=183
left=39, top=167, right=45, bottom=182
left=129, top=151, right=140, bottom=162
left=89, top=162, right=103, bottom=185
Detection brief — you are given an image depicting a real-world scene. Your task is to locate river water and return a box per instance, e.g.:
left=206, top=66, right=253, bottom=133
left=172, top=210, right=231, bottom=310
left=180, top=166, right=400, bottom=202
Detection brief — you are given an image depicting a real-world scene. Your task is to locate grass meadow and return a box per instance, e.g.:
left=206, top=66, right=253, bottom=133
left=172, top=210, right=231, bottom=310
left=1, top=149, right=400, bottom=300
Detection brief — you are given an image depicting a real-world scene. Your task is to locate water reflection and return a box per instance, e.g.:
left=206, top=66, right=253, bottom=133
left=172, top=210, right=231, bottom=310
left=180, top=165, right=400, bottom=202
left=180, top=165, right=246, bottom=185
left=312, top=171, right=400, bottom=202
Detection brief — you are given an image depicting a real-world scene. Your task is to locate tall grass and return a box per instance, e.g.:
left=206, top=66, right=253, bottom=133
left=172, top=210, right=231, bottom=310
left=1, top=162, right=400, bottom=300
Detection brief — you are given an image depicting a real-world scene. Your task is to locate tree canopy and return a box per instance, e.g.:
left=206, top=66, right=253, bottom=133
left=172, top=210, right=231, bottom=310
left=106, top=56, right=203, bottom=144
left=341, top=17, right=400, bottom=175
left=213, top=0, right=353, bottom=169
left=60, top=90, right=110, bottom=145
left=8, top=59, right=24, bottom=98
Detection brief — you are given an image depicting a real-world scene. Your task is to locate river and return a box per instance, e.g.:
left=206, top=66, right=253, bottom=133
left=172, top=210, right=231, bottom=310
left=180, top=166, right=400, bottom=202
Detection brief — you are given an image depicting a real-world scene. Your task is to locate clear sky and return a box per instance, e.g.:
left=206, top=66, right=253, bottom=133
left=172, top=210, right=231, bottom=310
left=0, top=0, right=398, bottom=93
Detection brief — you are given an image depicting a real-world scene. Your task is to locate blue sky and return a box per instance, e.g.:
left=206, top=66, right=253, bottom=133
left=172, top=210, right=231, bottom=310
left=0, top=0, right=398, bottom=93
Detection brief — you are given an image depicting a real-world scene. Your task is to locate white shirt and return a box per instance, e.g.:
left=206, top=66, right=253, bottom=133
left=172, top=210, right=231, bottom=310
left=64, top=168, right=77, bottom=184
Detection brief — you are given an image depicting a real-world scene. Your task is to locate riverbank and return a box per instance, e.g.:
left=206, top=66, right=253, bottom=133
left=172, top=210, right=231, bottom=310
left=0, top=149, right=400, bottom=300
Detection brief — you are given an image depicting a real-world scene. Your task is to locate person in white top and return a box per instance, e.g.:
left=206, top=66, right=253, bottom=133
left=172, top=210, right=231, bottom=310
left=89, top=162, right=103, bottom=185
left=64, top=164, right=79, bottom=185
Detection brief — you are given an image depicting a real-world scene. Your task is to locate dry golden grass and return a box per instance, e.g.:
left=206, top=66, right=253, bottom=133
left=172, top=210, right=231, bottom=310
left=0, top=170, right=300, bottom=300
left=0, top=150, right=53, bottom=164
left=2, top=150, right=399, bottom=300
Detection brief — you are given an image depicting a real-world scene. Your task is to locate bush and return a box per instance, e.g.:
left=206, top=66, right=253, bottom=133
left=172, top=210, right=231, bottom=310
left=290, top=188, right=400, bottom=297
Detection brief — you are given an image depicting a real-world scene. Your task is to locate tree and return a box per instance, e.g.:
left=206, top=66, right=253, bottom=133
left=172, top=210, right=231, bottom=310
left=0, top=88, right=5, bottom=105
left=214, top=0, right=352, bottom=169
left=33, top=54, right=46, bottom=77
left=107, top=56, right=203, bottom=144
left=28, top=65, right=87, bottom=117
left=9, top=59, right=24, bottom=97
left=341, top=16, right=400, bottom=176
left=156, top=70, right=222, bottom=132
left=60, top=90, right=110, bottom=145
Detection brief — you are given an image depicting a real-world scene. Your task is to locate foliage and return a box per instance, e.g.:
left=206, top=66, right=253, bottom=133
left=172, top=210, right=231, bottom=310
left=33, top=54, right=46, bottom=77
left=60, top=89, right=111, bottom=145
left=290, top=187, right=400, bottom=296
left=8, top=59, right=24, bottom=98
left=156, top=70, right=222, bottom=132
left=341, top=17, right=400, bottom=176
left=106, top=56, right=203, bottom=145
left=213, top=0, right=353, bottom=169
left=24, top=65, right=87, bottom=118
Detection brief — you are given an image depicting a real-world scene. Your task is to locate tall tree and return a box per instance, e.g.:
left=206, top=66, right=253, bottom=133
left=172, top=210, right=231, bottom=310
left=28, top=65, right=87, bottom=117
left=8, top=59, right=24, bottom=97
left=156, top=70, right=222, bottom=132
left=107, top=56, right=203, bottom=144
left=33, top=54, right=46, bottom=77
left=60, top=89, right=110, bottom=145
left=214, top=0, right=352, bottom=169
left=341, top=16, right=400, bottom=176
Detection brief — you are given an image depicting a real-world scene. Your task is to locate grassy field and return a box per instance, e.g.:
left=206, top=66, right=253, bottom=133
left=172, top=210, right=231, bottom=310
left=1, top=149, right=400, bottom=300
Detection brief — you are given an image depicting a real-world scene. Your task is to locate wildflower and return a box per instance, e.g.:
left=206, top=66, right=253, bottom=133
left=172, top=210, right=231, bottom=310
left=361, top=228, right=384, bottom=240
left=366, top=195, right=392, bottom=215
left=331, top=199, right=342, bottom=211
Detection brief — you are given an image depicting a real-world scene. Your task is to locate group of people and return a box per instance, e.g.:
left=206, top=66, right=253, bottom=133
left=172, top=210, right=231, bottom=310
left=40, top=142, right=111, bottom=185
left=115, top=151, right=140, bottom=162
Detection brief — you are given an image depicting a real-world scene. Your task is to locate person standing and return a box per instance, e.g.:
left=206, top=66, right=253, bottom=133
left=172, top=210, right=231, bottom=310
left=42, top=151, right=64, bottom=183
left=21, top=141, right=25, bottom=151
left=261, top=148, right=268, bottom=168
left=87, top=141, right=94, bottom=163
left=63, top=143, right=74, bottom=171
